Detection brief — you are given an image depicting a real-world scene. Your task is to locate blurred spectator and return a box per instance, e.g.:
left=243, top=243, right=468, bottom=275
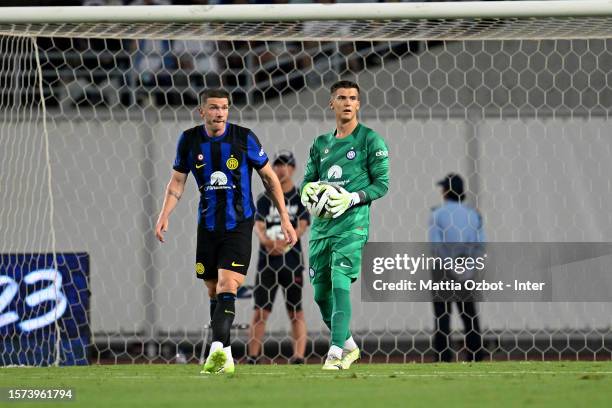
left=172, top=40, right=221, bottom=102
left=55, top=69, right=120, bottom=109
left=132, top=38, right=175, bottom=85
left=129, top=0, right=176, bottom=104
left=247, top=151, right=310, bottom=365
left=429, top=173, right=485, bottom=362
left=172, top=40, right=219, bottom=75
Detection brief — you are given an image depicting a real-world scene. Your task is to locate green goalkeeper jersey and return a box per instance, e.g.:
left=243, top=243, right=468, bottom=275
left=301, top=123, right=390, bottom=240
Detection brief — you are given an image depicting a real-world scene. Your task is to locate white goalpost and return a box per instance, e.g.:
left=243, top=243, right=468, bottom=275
left=1, top=2, right=611, bottom=365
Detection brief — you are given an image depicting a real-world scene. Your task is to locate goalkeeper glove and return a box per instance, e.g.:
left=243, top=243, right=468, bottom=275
left=301, top=181, right=321, bottom=207
left=327, top=186, right=362, bottom=219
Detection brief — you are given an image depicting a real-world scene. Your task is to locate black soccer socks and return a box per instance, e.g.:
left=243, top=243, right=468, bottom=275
left=209, top=299, right=218, bottom=322
left=211, top=292, right=236, bottom=345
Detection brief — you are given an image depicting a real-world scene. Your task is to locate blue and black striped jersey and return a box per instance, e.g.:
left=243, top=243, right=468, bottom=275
left=173, top=122, right=269, bottom=231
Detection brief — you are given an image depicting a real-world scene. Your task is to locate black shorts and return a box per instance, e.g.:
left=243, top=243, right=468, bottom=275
left=195, top=220, right=253, bottom=280
left=253, top=266, right=303, bottom=313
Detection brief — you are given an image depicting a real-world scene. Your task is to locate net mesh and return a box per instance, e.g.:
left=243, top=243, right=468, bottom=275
left=4, top=16, right=612, bottom=41
left=0, top=13, right=611, bottom=365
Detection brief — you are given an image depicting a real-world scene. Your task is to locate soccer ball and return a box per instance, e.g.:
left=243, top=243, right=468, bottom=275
left=306, top=183, right=339, bottom=219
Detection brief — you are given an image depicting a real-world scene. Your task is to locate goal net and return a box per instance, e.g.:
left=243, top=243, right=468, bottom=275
left=1, top=2, right=611, bottom=365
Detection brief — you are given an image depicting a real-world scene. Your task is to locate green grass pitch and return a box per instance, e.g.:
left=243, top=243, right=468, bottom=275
left=1, top=361, right=611, bottom=407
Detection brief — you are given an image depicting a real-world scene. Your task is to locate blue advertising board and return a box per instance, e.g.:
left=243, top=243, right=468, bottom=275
left=0, top=253, right=90, bottom=366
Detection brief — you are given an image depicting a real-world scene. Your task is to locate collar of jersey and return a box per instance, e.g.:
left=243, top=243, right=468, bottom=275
left=200, top=122, right=229, bottom=141
left=332, top=122, right=361, bottom=140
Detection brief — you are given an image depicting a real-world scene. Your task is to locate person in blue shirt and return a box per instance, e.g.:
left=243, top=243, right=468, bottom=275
left=428, top=173, right=485, bottom=362
left=155, top=89, right=297, bottom=374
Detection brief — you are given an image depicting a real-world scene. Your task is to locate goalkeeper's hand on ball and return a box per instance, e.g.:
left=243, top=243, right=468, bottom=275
left=327, top=186, right=361, bottom=218
left=301, top=181, right=322, bottom=207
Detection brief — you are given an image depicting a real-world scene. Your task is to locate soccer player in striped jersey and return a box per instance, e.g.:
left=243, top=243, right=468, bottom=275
left=301, top=80, right=390, bottom=370
left=155, top=89, right=297, bottom=374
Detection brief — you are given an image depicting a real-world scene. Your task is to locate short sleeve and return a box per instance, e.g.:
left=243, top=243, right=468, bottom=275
left=246, top=132, right=269, bottom=169
left=255, top=194, right=271, bottom=222
left=172, top=132, right=190, bottom=173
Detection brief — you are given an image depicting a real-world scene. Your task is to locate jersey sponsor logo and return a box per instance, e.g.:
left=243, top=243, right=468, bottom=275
left=375, top=150, right=389, bottom=157
left=211, top=171, right=227, bottom=186
left=196, top=163, right=205, bottom=169
left=226, top=156, right=239, bottom=170
left=195, top=263, right=205, bottom=275
left=206, top=171, right=233, bottom=191
left=231, top=261, right=244, bottom=267
left=346, top=150, right=356, bottom=160
left=327, top=165, right=343, bottom=180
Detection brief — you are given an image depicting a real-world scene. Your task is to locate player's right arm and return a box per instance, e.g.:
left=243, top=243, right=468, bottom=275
left=157, top=131, right=191, bottom=243
left=301, top=141, right=320, bottom=189
left=300, top=140, right=323, bottom=205
left=155, top=170, right=187, bottom=243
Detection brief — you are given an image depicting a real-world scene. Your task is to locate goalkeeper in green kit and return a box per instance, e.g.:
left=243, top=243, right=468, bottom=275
left=300, top=80, right=390, bottom=370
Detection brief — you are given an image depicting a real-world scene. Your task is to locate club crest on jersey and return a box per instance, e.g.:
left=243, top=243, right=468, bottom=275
left=226, top=156, right=239, bottom=170
left=324, top=148, right=329, bottom=154
left=327, top=165, right=343, bottom=180
left=309, top=268, right=315, bottom=279
left=346, top=149, right=356, bottom=160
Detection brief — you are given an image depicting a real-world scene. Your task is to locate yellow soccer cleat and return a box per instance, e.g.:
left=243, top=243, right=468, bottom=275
left=322, top=356, right=343, bottom=370
left=200, top=348, right=227, bottom=374
left=341, top=348, right=360, bottom=370
left=221, top=356, right=235, bottom=374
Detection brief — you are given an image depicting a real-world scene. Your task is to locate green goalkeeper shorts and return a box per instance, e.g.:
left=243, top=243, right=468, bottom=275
left=308, top=232, right=368, bottom=284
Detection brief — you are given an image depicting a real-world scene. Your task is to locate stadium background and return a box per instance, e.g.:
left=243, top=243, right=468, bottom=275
left=1, top=1, right=611, bottom=364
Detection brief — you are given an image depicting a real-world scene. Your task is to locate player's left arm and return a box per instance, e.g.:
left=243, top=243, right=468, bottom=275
left=257, top=163, right=298, bottom=246
left=359, top=133, right=390, bottom=203
left=300, top=140, right=325, bottom=207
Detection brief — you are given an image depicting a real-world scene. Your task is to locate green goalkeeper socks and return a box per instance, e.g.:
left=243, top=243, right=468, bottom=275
left=314, top=277, right=354, bottom=348
left=331, top=287, right=352, bottom=348
left=313, top=282, right=333, bottom=330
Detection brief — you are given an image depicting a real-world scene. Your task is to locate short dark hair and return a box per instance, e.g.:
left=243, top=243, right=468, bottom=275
left=330, top=80, right=360, bottom=96
left=199, top=89, right=231, bottom=106
left=437, top=173, right=465, bottom=202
